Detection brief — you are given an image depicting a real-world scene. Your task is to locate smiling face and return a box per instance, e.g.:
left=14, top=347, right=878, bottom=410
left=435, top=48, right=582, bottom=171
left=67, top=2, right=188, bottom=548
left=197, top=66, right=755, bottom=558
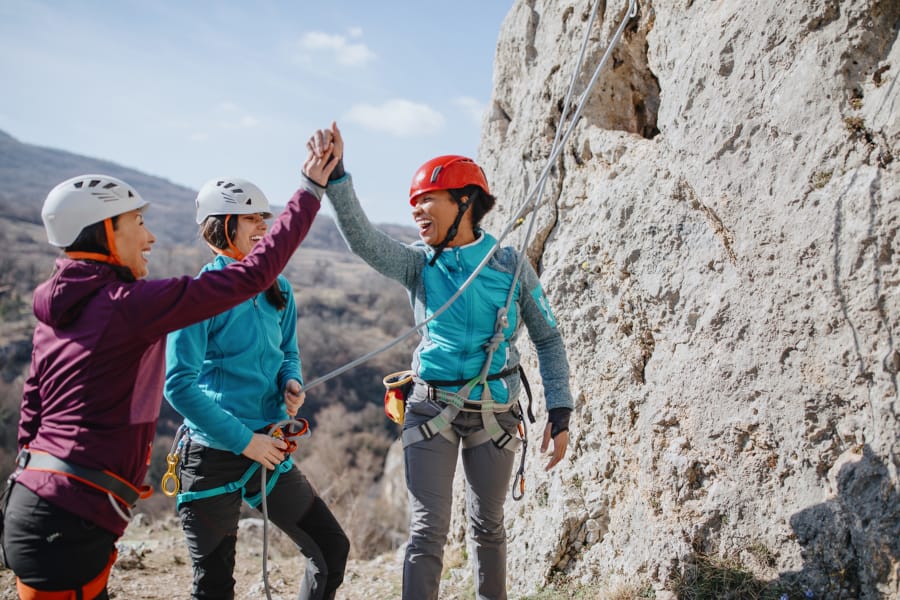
left=232, top=213, right=269, bottom=256
left=411, top=190, right=475, bottom=247
left=112, top=208, right=156, bottom=279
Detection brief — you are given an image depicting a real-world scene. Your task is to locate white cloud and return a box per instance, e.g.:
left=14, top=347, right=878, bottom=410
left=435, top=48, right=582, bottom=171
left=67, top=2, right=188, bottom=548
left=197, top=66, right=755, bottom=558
left=454, top=96, right=485, bottom=124
left=347, top=26, right=363, bottom=38
left=344, top=99, right=445, bottom=137
left=299, top=31, right=375, bottom=67
left=238, top=115, right=259, bottom=128
left=213, top=102, right=259, bottom=129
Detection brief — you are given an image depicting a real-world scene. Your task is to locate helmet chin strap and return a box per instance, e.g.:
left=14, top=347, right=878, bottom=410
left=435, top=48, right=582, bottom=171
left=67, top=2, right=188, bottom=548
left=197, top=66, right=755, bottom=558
left=218, top=214, right=246, bottom=260
left=65, top=218, right=141, bottom=279
left=428, top=191, right=476, bottom=267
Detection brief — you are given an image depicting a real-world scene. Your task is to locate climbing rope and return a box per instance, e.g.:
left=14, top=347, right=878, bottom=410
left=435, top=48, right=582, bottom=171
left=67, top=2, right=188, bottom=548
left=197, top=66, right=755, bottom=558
left=260, top=418, right=311, bottom=600
left=299, top=0, right=639, bottom=396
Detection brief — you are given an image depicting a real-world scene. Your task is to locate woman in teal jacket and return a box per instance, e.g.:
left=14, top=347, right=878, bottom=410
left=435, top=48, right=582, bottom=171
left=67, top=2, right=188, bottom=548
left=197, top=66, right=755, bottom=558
left=164, top=178, right=348, bottom=600
left=309, top=123, right=573, bottom=600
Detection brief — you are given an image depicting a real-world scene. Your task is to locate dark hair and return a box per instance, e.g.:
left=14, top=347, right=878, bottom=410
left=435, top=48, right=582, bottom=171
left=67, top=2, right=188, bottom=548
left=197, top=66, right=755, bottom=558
left=452, top=185, right=496, bottom=230
left=65, top=216, right=134, bottom=281
left=66, top=219, right=113, bottom=254
left=200, top=215, right=287, bottom=311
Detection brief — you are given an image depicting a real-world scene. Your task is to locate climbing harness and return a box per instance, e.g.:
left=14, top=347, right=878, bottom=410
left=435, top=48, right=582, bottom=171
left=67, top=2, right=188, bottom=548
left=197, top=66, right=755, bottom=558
left=161, top=419, right=310, bottom=600
left=13, top=448, right=152, bottom=522
left=160, top=420, right=310, bottom=507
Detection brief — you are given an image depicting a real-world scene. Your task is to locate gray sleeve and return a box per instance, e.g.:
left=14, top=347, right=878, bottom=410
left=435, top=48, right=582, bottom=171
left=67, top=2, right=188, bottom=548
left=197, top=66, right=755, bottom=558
left=518, top=260, right=574, bottom=410
left=324, top=174, right=422, bottom=288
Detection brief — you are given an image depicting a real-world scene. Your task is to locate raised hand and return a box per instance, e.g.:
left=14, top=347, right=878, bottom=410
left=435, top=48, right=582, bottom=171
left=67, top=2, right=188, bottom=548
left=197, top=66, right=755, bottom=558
left=303, top=132, right=341, bottom=186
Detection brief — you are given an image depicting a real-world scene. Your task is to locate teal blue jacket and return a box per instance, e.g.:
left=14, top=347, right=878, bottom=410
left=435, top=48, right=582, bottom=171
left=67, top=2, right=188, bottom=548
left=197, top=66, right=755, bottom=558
left=324, top=175, right=573, bottom=409
left=164, top=256, right=301, bottom=454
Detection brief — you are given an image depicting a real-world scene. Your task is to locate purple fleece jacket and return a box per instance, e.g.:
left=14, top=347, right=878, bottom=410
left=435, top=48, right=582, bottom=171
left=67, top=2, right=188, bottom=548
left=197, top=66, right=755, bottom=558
left=16, top=184, right=321, bottom=536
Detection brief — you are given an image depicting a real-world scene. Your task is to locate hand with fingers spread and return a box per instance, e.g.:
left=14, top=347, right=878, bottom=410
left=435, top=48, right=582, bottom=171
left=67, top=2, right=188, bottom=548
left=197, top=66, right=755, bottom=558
left=283, top=379, right=305, bottom=417
left=242, top=432, right=289, bottom=470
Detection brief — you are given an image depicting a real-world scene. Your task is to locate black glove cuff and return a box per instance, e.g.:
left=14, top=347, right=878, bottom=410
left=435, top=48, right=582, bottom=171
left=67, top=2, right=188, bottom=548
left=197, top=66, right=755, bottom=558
left=328, top=157, right=345, bottom=182
left=548, top=407, right=571, bottom=438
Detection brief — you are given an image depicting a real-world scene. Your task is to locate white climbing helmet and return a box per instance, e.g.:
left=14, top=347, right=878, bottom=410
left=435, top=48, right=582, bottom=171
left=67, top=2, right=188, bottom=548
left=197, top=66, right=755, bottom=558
left=195, top=178, right=272, bottom=224
left=42, top=174, right=149, bottom=247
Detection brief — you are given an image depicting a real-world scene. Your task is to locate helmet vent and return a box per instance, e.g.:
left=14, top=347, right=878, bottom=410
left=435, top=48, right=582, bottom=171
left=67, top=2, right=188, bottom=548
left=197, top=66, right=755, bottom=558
left=103, top=182, right=118, bottom=190
left=89, top=179, right=102, bottom=188
left=93, top=192, right=120, bottom=202
left=74, top=181, right=84, bottom=189
left=245, top=198, right=252, bottom=205
left=430, top=166, right=443, bottom=183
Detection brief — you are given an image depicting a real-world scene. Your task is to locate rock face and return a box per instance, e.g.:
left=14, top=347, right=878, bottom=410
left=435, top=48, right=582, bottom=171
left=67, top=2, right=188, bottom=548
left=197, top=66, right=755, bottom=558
left=457, top=0, right=899, bottom=597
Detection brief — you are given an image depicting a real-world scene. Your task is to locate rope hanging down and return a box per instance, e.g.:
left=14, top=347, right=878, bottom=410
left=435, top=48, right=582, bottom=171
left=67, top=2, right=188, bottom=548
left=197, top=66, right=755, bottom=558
left=299, top=0, right=638, bottom=395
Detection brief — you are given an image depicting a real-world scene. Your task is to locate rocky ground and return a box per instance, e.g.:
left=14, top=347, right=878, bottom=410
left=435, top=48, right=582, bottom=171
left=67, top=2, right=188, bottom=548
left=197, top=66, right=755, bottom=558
left=0, top=515, right=481, bottom=600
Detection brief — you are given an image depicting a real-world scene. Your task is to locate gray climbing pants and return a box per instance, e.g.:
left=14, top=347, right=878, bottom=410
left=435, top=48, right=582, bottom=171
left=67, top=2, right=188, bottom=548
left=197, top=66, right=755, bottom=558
left=402, top=384, right=520, bottom=600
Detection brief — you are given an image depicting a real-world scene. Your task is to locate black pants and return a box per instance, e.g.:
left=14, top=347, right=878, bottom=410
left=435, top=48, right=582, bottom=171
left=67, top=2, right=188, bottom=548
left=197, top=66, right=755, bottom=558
left=178, top=445, right=350, bottom=600
left=1, top=484, right=117, bottom=599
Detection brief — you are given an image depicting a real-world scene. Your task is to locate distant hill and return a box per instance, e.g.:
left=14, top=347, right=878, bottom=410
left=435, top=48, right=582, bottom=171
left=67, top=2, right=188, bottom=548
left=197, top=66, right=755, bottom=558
left=0, top=129, right=416, bottom=249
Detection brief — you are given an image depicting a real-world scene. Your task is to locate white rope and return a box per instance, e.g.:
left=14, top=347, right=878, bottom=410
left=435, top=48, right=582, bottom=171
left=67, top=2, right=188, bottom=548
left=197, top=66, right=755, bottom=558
left=482, top=0, right=611, bottom=382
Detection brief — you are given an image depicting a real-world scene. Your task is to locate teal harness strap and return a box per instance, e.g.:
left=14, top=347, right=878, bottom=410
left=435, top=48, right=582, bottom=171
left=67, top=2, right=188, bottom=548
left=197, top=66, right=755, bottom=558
left=244, top=459, right=293, bottom=508
left=175, top=457, right=293, bottom=509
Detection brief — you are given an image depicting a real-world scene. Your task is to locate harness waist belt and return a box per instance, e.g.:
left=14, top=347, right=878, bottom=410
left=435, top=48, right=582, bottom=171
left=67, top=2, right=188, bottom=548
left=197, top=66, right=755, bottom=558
left=18, top=450, right=141, bottom=506
left=424, top=365, right=519, bottom=388
left=424, top=387, right=486, bottom=411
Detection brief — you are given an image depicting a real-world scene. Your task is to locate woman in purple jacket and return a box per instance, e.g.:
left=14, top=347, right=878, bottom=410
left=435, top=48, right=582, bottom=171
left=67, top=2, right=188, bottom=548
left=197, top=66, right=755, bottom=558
left=0, top=149, right=337, bottom=599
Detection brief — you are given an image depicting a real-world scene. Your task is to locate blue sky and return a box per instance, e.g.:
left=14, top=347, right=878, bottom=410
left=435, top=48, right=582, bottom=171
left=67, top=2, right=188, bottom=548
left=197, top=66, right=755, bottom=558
left=0, top=1, right=513, bottom=225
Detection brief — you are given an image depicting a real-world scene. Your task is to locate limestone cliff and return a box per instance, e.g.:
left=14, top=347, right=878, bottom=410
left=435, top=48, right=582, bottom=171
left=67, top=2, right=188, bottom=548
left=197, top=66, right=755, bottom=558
left=462, top=0, right=899, bottom=597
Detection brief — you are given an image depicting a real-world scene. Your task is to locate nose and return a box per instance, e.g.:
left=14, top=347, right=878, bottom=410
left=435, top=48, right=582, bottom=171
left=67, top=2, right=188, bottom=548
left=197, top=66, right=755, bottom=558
left=147, top=227, right=157, bottom=244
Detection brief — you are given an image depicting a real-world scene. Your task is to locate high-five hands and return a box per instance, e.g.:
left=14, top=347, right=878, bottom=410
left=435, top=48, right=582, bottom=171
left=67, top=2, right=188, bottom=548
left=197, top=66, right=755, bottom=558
left=303, top=123, right=342, bottom=186
left=308, top=121, right=343, bottom=166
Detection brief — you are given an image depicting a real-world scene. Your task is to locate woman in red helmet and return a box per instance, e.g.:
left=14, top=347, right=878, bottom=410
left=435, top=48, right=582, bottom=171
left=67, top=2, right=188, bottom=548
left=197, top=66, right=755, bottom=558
left=0, top=148, right=338, bottom=599
left=307, top=122, right=573, bottom=600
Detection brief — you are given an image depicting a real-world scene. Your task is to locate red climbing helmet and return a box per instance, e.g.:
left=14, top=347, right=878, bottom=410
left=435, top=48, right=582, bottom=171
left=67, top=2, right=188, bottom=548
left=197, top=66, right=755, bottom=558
left=408, top=155, right=490, bottom=206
